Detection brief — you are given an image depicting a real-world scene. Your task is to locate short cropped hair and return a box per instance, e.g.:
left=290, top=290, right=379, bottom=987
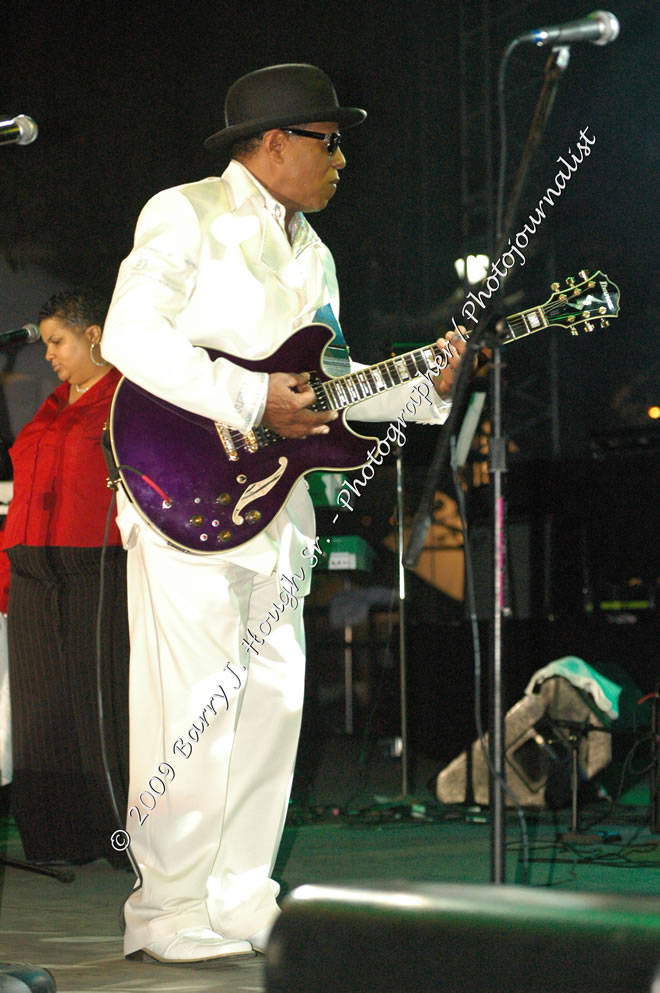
left=38, top=288, right=110, bottom=333
left=230, top=132, right=265, bottom=161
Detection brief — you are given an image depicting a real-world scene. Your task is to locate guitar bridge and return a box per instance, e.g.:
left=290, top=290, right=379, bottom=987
left=215, top=423, right=239, bottom=461
left=244, top=429, right=259, bottom=453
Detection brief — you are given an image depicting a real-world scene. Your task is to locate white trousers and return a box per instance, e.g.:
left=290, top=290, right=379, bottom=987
left=121, top=517, right=307, bottom=955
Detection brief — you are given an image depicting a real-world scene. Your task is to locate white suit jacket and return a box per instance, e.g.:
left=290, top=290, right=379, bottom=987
left=103, top=161, right=449, bottom=577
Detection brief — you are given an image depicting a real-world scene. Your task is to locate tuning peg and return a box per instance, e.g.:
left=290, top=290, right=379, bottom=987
left=566, top=276, right=575, bottom=287
left=578, top=269, right=588, bottom=280
left=570, top=327, right=579, bottom=336
left=600, top=319, right=610, bottom=329
left=551, top=281, right=560, bottom=292
left=585, top=322, right=595, bottom=332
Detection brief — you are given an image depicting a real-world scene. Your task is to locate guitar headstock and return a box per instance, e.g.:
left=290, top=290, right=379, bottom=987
left=543, top=269, right=621, bottom=335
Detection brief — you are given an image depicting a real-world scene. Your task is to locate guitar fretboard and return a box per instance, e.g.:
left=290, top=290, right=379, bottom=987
left=308, top=306, right=547, bottom=412
left=311, top=341, right=446, bottom=411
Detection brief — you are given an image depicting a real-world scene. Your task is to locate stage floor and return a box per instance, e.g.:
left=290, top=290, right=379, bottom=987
left=1, top=737, right=658, bottom=993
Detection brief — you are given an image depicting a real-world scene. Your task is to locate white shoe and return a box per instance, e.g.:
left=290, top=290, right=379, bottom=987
left=134, top=927, right=254, bottom=963
left=248, top=923, right=274, bottom=954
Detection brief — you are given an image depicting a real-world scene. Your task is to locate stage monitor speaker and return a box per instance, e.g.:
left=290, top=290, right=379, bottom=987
left=434, top=676, right=611, bottom=807
left=265, top=883, right=660, bottom=993
left=0, top=964, right=55, bottom=993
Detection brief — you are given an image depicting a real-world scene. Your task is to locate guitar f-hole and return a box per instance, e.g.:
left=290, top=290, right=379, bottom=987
left=232, top=458, right=288, bottom=525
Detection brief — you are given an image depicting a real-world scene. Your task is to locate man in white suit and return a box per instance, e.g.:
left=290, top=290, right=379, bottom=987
left=102, top=63, right=466, bottom=965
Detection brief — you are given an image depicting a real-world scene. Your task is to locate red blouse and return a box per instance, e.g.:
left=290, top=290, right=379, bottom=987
left=0, top=367, right=123, bottom=611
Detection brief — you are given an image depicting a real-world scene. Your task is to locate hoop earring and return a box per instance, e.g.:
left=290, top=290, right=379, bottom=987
left=90, top=341, right=107, bottom=367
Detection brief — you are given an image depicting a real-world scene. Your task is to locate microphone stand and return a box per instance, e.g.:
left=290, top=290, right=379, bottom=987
left=552, top=719, right=614, bottom=845
left=487, top=340, right=507, bottom=883
left=490, top=44, right=572, bottom=883
left=395, top=443, right=410, bottom=797
left=405, top=43, right=573, bottom=884
left=496, top=44, right=571, bottom=245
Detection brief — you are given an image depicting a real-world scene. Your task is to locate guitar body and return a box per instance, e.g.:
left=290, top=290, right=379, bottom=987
left=108, top=324, right=376, bottom=554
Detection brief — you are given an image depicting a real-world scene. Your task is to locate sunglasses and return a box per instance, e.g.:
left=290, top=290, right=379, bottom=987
left=281, top=128, right=342, bottom=155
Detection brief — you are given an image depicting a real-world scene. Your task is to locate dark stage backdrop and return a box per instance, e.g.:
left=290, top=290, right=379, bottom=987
left=1, top=0, right=658, bottom=459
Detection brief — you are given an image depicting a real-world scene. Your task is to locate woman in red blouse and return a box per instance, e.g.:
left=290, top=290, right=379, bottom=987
left=1, top=288, right=129, bottom=865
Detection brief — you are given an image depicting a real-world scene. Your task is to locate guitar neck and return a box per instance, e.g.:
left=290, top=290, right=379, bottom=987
left=317, top=303, right=543, bottom=413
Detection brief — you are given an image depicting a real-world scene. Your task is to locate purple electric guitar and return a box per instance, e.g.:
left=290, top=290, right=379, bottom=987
left=107, top=270, right=620, bottom=553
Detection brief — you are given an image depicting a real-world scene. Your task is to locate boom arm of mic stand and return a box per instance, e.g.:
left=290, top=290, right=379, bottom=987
left=403, top=313, right=496, bottom=570
left=496, top=44, right=571, bottom=246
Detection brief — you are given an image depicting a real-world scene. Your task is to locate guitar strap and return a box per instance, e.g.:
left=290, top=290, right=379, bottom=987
left=312, top=303, right=351, bottom=378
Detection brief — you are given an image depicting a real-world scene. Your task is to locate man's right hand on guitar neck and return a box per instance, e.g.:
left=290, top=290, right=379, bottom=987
left=262, top=371, right=338, bottom=439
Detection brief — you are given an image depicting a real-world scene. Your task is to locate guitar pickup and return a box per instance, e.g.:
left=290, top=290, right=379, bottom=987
left=215, top=423, right=239, bottom=461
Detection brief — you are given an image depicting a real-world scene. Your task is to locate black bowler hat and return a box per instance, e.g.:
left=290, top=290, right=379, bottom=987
left=204, top=63, right=367, bottom=152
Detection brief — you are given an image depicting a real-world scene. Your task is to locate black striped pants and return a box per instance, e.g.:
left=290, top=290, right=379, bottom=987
left=6, top=545, right=129, bottom=864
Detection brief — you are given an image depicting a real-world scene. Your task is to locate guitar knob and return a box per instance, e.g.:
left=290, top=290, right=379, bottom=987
left=215, top=493, right=231, bottom=505
left=217, top=530, right=232, bottom=543
left=245, top=510, right=262, bottom=524
left=578, top=269, right=588, bottom=280
left=585, top=322, right=595, bottom=333
left=189, top=515, right=203, bottom=527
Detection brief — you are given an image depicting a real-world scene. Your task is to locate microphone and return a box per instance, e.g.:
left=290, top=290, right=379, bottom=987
left=0, top=115, right=39, bottom=147
left=516, top=10, right=620, bottom=46
left=0, top=324, right=41, bottom=348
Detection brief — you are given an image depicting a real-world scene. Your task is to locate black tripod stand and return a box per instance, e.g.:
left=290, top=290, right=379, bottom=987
left=552, top=718, right=612, bottom=844
left=0, top=853, right=75, bottom=884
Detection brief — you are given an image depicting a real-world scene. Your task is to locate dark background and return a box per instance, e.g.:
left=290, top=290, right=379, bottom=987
left=1, top=0, right=658, bottom=759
